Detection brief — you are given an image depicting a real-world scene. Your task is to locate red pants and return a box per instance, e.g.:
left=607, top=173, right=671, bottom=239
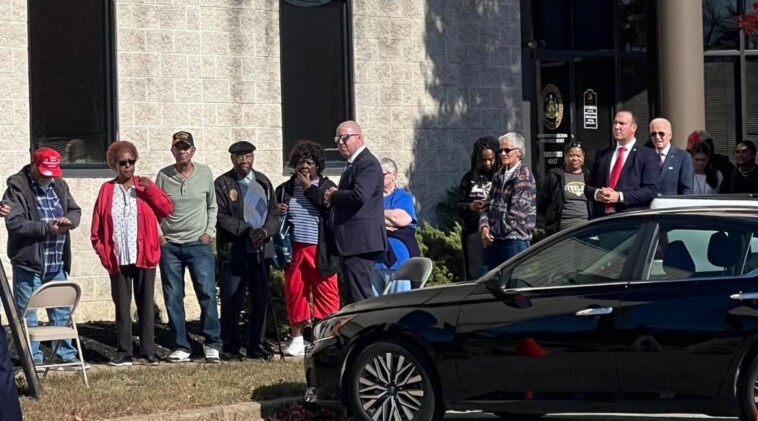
left=284, top=241, right=340, bottom=324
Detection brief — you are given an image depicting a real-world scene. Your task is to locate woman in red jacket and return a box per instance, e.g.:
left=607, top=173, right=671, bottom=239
left=91, top=141, right=172, bottom=366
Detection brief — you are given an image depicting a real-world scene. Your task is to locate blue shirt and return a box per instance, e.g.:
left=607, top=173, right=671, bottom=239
left=375, top=188, right=417, bottom=270
left=288, top=180, right=320, bottom=245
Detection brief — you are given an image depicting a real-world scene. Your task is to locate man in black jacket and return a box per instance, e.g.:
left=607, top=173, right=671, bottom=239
left=324, top=121, right=386, bottom=303
left=214, top=141, right=279, bottom=360
left=3, top=147, right=84, bottom=367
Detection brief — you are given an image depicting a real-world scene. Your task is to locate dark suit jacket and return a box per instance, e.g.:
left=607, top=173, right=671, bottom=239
left=214, top=169, right=279, bottom=260
left=585, top=142, right=659, bottom=217
left=330, top=148, right=386, bottom=256
left=656, top=146, right=693, bottom=196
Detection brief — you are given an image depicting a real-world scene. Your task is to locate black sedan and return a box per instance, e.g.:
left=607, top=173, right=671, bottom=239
left=305, top=207, right=758, bottom=420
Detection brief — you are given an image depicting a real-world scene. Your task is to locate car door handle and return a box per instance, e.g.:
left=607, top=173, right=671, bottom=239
left=730, top=292, right=758, bottom=300
left=575, top=307, right=613, bottom=316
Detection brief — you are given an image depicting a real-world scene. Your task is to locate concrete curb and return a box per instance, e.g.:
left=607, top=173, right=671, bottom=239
left=104, top=402, right=261, bottom=421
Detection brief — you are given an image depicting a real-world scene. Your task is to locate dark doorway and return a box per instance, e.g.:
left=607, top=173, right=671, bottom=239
left=521, top=0, right=657, bottom=181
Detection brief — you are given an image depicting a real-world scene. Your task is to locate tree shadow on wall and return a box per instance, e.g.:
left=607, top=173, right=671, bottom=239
left=409, top=0, right=523, bottom=224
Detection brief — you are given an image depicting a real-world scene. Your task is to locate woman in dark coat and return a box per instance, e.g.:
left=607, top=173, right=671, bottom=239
left=275, top=140, right=340, bottom=356
left=455, top=136, right=501, bottom=280
left=538, top=141, right=590, bottom=236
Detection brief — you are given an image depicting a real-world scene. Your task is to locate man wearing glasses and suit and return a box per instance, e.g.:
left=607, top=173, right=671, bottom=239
left=648, top=118, right=693, bottom=196
left=324, top=120, right=385, bottom=303
left=585, top=110, right=659, bottom=217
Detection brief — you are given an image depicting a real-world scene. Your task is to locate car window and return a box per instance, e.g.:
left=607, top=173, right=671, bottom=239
left=645, top=224, right=753, bottom=280
left=505, top=225, right=641, bottom=289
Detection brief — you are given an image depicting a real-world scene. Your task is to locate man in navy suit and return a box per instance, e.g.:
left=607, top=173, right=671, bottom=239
left=324, top=121, right=386, bottom=303
left=585, top=111, right=659, bottom=217
left=648, top=118, right=693, bottom=196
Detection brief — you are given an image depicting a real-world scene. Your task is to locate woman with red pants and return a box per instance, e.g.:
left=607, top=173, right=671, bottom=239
left=275, top=140, right=340, bottom=356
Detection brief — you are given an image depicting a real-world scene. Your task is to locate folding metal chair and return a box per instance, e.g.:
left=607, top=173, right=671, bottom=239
left=382, top=257, right=434, bottom=295
left=21, top=281, right=88, bottom=386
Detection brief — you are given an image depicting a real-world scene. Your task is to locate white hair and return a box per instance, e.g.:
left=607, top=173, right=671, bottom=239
left=498, top=132, right=526, bottom=151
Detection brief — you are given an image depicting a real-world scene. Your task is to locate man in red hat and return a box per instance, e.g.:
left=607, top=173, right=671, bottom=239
left=2, top=147, right=85, bottom=369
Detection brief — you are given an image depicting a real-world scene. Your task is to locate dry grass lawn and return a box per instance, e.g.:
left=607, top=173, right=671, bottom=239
left=17, top=359, right=305, bottom=420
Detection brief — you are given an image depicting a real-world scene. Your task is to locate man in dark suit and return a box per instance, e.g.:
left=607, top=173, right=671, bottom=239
left=324, top=120, right=386, bottom=303
left=649, top=118, right=693, bottom=196
left=585, top=111, right=659, bottom=217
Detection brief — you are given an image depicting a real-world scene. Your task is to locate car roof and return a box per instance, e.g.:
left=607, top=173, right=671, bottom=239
left=607, top=205, right=758, bottom=220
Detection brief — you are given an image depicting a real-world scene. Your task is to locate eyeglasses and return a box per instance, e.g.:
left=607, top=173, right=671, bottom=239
left=650, top=131, right=668, bottom=139
left=118, top=159, right=136, bottom=167
left=735, top=148, right=752, bottom=154
left=334, top=133, right=359, bottom=144
left=566, top=141, right=584, bottom=150
left=498, top=147, right=517, bottom=155
left=297, top=159, right=315, bottom=166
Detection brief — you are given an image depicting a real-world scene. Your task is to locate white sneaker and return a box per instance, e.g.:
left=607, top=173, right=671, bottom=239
left=285, top=336, right=305, bottom=356
left=167, top=349, right=191, bottom=363
left=203, top=345, right=220, bottom=363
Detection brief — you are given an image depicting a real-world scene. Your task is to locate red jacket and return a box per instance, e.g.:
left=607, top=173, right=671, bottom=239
left=91, top=177, right=173, bottom=275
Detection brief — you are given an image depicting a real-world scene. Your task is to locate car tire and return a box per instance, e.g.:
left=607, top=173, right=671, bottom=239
left=348, top=340, right=443, bottom=421
left=738, top=355, right=758, bottom=421
left=492, top=412, right=544, bottom=420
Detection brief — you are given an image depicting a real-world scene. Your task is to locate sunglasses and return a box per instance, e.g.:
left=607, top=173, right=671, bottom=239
left=118, top=159, right=136, bottom=167
left=649, top=131, right=668, bottom=138
left=334, top=133, right=359, bottom=144
left=498, top=147, right=518, bottom=155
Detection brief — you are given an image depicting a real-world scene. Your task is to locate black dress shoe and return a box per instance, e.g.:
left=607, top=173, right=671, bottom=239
left=221, top=351, right=244, bottom=361
left=143, top=354, right=160, bottom=366
left=246, top=350, right=272, bottom=361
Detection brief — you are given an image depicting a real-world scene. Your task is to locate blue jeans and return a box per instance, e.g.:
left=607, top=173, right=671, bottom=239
left=484, top=239, right=530, bottom=270
left=0, top=315, right=21, bottom=421
left=370, top=269, right=412, bottom=297
left=13, top=268, right=77, bottom=362
left=159, top=241, right=221, bottom=352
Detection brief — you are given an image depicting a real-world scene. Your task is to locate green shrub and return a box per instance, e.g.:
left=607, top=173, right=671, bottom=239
left=415, top=221, right=463, bottom=285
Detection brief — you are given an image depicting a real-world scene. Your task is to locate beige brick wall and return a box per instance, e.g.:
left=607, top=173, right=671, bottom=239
left=0, top=0, right=522, bottom=322
left=352, top=0, right=522, bottom=218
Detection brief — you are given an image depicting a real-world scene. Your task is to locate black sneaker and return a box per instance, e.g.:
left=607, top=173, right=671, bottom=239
left=108, top=354, right=133, bottom=367
left=52, top=356, right=91, bottom=371
left=143, top=354, right=160, bottom=366
left=221, top=351, right=244, bottom=361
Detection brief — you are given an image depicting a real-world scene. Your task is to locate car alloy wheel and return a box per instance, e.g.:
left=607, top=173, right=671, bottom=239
left=737, top=355, right=758, bottom=421
left=349, top=341, right=442, bottom=421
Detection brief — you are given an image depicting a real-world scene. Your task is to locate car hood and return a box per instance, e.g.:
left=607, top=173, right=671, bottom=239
left=334, top=282, right=478, bottom=316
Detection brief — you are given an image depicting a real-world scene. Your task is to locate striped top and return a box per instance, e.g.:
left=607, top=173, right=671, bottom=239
left=288, top=180, right=320, bottom=244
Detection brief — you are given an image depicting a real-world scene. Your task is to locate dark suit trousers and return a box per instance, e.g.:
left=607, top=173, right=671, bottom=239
left=342, top=252, right=379, bottom=303
left=0, top=321, right=21, bottom=421
left=110, top=265, right=156, bottom=356
left=219, top=250, right=269, bottom=354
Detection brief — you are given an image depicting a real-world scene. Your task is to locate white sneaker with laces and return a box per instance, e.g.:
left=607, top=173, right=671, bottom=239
left=167, top=349, right=191, bottom=363
left=204, top=345, right=221, bottom=363
left=285, top=336, right=305, bottom=356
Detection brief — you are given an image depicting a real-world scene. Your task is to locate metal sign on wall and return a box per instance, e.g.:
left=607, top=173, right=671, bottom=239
left=583, top=89, right=598, bottom=130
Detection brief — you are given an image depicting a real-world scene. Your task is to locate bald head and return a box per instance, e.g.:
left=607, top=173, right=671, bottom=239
left=335, top=120, right=364, bottom=158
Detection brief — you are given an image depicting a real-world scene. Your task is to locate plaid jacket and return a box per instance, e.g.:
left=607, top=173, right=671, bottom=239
left=479, top=163, right=536, bottom=241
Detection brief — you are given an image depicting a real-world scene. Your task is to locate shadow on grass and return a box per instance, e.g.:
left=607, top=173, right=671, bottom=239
left=252, top=380, right=306, bottom=401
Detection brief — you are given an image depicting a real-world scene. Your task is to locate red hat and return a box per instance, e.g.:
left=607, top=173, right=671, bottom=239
left=32, top=147, right=62, bottom=177
left=687, top=130, right=700, bottom=151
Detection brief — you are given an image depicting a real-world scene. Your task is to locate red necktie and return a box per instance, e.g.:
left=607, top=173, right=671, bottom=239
left=609, top=146, right=626, bottom=189
left=606, top=146, right=626, bottom=213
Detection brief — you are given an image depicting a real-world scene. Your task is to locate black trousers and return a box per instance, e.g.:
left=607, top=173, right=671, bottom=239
left=219, top=251, right=269, bottom=354
left=0, top=321, right=21, bottom=421
left=462, top=230, right=485, bottom=281
left=110, top=265, right=156, bottom=356
left=342, top=252, right=379, bottom=303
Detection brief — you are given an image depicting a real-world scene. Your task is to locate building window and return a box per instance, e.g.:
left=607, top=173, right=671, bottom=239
left=703, top=0, right=757, bottom=152
left=28, top=0, right=117, bottom=168
left=280, top=0, right=354, bottom=167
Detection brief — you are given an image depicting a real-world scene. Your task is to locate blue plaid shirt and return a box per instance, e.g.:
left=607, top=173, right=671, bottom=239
left=28, top=173, right=65, bottom=275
